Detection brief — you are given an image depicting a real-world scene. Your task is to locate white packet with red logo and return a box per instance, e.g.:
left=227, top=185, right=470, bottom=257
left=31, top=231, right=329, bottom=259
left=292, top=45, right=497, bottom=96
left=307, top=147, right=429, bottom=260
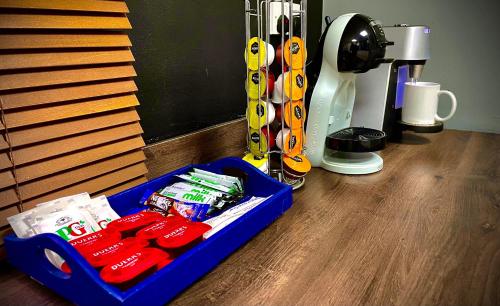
left=32, top=209, right=99, bottom=241
left=20, top=193, right=92, bottom=234
left=31, top=208, right=100, bottom=269
left=35, top=192, right=91, bottom=207
left=32, top=194, right=119, bottom=230
left=76, top=196, right=120, bottom=230
left=8, top=193, right=91, bottom=238
left=7, top=210, right=37, bottom=238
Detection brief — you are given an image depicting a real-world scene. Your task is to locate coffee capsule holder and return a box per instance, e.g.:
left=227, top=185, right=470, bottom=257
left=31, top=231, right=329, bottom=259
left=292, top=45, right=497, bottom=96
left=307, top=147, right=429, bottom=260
left=244, top=0, right=308, bottom=190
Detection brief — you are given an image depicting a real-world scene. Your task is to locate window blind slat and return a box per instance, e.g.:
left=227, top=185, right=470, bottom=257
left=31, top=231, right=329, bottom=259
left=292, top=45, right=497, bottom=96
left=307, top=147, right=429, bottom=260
left=0, top=3, right=148, bottom=223
left=15, top=136, right=145, bottom=183
left=0, top=154, right=12, bottom=171
left=0, top=14, right=132, bottom=30
left=0, top=134, right=8, bottom=151
left=0, top=187, right=19, bottom=208
left=19, top=151, right=145, bottom=200
left=3, top=94, right=139, bottom=129
left=0, top=0, right=129, bottom=13
left=11, top=122, right=143, bottom=166
left=0, top=205, right=19, bottom=227
left=0, top=50, right=135, bottom=70
left=0, top=80, right=137, bottom=110
left=0, top=34, right=131, bottom=49
left=8, top=109, right=140, bottom=148
left=0, top=65, right=136, bottom=91
left=0, top=170, right=15, bottom=189
left=22, top=163, right=148, bottom=210
left=97, top=176, right=148, bottom=198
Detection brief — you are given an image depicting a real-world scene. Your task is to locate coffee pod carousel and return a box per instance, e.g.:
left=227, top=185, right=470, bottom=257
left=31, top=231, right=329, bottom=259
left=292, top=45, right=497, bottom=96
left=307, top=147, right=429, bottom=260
left=243, top=0, right=310, bottom=189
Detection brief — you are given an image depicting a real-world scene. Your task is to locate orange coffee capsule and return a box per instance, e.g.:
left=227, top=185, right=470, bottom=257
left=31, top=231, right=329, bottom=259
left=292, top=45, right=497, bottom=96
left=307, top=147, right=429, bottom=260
left=283, top=100, right=306, bottom=129
left=283, top=154, right=312, bottom=180
left=284, top=37, right=307, bottom=69
left=276, top=128, right=304, bottom=157
left=283, top=70, right=308, bottom=101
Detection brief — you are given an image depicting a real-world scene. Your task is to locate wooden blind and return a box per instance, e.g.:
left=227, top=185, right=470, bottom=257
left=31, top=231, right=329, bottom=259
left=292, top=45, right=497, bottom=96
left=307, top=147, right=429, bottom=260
left=0, top=0, right=148, bottom=241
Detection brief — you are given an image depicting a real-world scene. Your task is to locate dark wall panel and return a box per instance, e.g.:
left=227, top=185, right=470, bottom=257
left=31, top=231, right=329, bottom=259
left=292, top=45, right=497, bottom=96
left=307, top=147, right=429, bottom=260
left=128, top=0, right=322, bottom=144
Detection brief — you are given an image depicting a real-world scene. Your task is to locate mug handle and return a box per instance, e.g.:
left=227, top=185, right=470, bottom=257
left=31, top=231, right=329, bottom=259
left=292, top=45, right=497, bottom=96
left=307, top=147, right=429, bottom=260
left=435, top=90, right=457, bottom=122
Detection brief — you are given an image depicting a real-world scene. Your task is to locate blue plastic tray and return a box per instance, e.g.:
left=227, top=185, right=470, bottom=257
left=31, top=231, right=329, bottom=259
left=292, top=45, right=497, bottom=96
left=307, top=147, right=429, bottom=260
left=4, top=157, right=293, bottom=306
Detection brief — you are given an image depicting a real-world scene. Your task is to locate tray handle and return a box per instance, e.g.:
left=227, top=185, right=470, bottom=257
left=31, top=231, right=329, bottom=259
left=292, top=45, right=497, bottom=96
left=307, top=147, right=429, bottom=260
left=5, top=233, right=122, bottom=305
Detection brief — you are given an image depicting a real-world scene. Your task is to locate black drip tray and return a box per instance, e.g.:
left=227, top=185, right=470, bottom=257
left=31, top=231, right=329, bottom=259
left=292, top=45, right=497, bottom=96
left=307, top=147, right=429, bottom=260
left=326, top=127, right=386, bottom=152
left=398, top=120, right=444, bottom=133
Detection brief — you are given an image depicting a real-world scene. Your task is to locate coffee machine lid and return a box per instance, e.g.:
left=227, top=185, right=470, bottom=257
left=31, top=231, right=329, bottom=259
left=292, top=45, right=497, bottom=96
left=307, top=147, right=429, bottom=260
left=337, top=14, right=393, bottom=73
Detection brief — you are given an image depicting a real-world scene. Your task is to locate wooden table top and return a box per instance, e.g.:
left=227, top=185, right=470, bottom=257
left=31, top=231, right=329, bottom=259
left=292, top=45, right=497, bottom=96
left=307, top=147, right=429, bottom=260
left=1, top=130, right=499, bottom=306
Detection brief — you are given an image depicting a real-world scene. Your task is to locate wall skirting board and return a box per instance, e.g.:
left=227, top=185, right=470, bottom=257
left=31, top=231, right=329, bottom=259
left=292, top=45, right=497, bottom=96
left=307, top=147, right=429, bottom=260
left=144, top=118, right=247, bottom=180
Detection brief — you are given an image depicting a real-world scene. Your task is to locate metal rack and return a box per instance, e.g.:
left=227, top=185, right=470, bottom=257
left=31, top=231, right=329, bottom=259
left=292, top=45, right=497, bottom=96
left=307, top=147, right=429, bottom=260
left=244, top=0, right=308, bottom=189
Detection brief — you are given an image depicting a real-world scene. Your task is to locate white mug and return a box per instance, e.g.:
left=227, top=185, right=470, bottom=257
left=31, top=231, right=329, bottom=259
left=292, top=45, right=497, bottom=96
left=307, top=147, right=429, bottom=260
left=402, top=82, right=457, bottom=125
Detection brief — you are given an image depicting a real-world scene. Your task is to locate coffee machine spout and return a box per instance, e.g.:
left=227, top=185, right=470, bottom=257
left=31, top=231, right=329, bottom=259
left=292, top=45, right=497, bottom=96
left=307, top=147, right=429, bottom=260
left=409, top=61, right=426, bottom=82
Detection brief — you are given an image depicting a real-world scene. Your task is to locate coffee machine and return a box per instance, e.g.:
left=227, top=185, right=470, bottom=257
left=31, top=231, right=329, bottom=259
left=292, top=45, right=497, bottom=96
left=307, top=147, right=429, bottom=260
left=305, top=13, right=392, bottom=174
left=351, top=24, right=436, bottom=141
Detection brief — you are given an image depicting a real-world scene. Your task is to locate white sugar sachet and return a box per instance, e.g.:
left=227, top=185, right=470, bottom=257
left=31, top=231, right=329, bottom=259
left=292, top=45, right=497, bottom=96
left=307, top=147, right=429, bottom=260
left=203, top=196, right=269, bottom=239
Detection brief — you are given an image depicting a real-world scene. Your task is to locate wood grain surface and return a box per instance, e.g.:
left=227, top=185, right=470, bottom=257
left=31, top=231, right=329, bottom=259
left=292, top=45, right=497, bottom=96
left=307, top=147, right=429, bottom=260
left=0, top=34, right=132, bottom=49
left=0, top=130, right=499, bottom=306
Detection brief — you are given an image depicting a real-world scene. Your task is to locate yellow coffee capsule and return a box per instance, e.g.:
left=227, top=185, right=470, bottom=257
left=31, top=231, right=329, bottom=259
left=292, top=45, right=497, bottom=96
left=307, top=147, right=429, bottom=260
left=248, top=128, right=268, bottom=157
left=246, top=99, right=275, bottom=129
left=284, top=37, right=307, bottom=69
left=246, top=70, right=267, bottom=100
left=244, top=37, right=275, bottom=70
left=242, top=153, right=268, bottom=173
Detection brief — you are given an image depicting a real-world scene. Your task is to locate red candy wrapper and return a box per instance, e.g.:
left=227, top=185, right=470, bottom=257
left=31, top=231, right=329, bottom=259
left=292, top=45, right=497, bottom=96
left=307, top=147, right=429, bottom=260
left=156, top=222, right=212, bottom=257
left=69, top=229, right=121, bottom=254
left=84, top=237, right=149, bottom=269
left=135, top=216, right=189, bottom=241
left=100, top=248, right=171, bottom=290
left=106, top=211, right=164, bottom=237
